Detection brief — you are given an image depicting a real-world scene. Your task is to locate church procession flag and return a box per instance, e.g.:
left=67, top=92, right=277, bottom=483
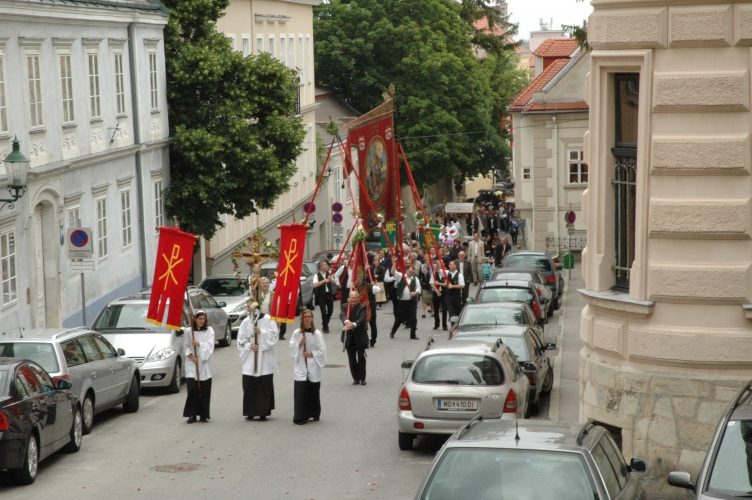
left=270, top=223, right=308, bottom=324
left=147, top=227, right=196, bottom=329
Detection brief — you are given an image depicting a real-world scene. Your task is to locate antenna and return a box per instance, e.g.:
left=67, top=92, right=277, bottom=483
left=515, top=418, right=520, bottom=442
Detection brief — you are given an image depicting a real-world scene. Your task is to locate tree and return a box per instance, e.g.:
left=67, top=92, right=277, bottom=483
left=163, top=0, right=306, bottom=239
left=314, top=0, right=524, bottom=186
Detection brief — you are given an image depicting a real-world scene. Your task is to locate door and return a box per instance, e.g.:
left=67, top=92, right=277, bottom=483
left=16, top=363, right=56, bottom=456
left=77, top=334, right=113, bottom=407
left=91, top=334, right=130, bottom=401
left=29, top=363, right=72, bottom=448
left=32, top=201, right=61, bottom=328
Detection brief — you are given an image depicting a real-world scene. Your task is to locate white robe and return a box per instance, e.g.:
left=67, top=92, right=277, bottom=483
left=289, top=329, right=327, bottom=383
left=183, top=327, right=214, bottom=381
left=237, top=312, right=279, bottom=376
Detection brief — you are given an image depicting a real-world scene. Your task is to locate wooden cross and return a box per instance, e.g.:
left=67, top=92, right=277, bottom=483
left=237, top=229, right=276, bottom=303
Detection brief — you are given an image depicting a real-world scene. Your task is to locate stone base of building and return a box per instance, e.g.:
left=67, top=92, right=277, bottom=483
left=580, top=348, right=749, bottom=499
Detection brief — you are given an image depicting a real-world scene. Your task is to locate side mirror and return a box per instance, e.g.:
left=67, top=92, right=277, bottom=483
left=175, top=328, right=185, bottom=337
left=117, top=348, right=126, bottom=356
left=218, top=301, right=227, bottom=308
left=667, top=471, right=693, bottom=489
left=56, top=379, right=72, bottom=390
left=629, top=458, right=647, bottom=473
left=401, top=360, right=414, bottom=369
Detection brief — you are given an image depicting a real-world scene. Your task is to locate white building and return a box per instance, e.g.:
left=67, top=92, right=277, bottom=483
left=0, top=0, right=170, bottom=330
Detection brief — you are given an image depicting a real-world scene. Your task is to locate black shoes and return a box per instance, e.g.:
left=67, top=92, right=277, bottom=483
left=370, top=340, right=376, bottom=347
left=390, top=332, right=395, bottom=338
left=294, top=419, right=307, bottom=425
left=360, top=380, right=367, bottom=386
left=186, top=416, right=196, bottom=424
left=200, top=417, right=208, bottom=423
left=410, top=336, right=419, bottom=340
left=258, top=416, right=267, bottom=421
left=323, top=328, right=329, bottom=333
left=433, top=326, right=439, bottom=330
left=353, top=380, right=360, bottom=385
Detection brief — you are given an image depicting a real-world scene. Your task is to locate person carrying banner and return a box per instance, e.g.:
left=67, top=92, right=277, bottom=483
left=238, top=301, right=279, bottom=421
left=386, top=263, right=421, bottom=340
left=312, top=260, right=334, bottom=333
left=183, top=310, right=214, bottom=423
left=341, top=290, right=368, bottom=385
left=290, top=309, right=327, bottom=425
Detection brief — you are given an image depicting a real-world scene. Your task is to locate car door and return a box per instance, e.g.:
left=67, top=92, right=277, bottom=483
left=61, top=338, right=90, bottom=405
left=524, top=332, right=544, bottom=399
left=76, top=334, right=114, bottom=408
left=599, top=432, right=639, bottom=499
left=29, top=363, right=72, bottom=449
left=91, top=333, right=131, bottom=402
left=16, top=363, right=56, bottom=456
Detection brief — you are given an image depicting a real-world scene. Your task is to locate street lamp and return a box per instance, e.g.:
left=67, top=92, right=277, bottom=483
left=2, top=137, right=30, bottom=211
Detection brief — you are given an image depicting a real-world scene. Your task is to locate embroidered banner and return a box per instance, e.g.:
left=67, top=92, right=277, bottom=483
left=270, top=223, right=308, bottom=323
left=147, top=227, right=196, bottom=329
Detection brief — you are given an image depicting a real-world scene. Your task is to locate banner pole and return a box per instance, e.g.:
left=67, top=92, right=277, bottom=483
left=303, top=136, right=337, bottom=227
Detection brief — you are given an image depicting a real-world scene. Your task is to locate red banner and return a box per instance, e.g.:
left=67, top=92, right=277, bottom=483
left=270, top=224, right=307, bottom=323
left=147, top=227, right=196, bottom=329
left=347, top=99, right=398, bottom=230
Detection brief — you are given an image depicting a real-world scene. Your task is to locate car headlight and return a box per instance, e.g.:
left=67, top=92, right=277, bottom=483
left=230, top=303, right=247, bottom=314
left=146, top=348, right=175, bottom=362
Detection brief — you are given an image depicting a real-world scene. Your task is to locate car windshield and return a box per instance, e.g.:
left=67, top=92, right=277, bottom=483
left=460, top=308, right=527, bottom=326
left=453, top=336, right=528, bottom=362
left=0, top=342, right=60, bottom=374
left=413, top=354, right=504, bottom=386
left=494, top=272, right=535, bottom=283
left=505, top=255, right=552, bottom=273
left=421, top=448, right=599, bottom=500
left=199, top=278, right=248, bottom=297
left=478, top=288, right=534, bottom=304
left=706, top=419, right=752, bottom=496
left=93, top=303, right=169, bottom=332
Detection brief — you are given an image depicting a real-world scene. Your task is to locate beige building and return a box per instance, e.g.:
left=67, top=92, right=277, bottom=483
left=204, top=0, right=321, bottom=276
left=580, top=0, right=752, bottom=496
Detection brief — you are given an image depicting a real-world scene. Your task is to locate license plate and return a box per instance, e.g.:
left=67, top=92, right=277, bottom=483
left=436, top=398, right=478, bottom=411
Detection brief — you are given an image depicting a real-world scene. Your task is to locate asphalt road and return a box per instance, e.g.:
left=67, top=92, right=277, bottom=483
left=0, top=287, right=560, bottom=500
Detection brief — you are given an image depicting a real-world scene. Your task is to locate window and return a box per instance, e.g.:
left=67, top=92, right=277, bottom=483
left=88, top=52, right=101, bottom=119
left=279, top=37, right=286, bottom=65
left=612, top=73, right=639, bottom=290
left=154, top=179, right=164, bottom=228
left=568, top=148, right=587, bottom=184
left=77, top=335, right=103, bottom=362
left=62, top=339, right=86, bottom=367
left=305, top=35, right=311, bottom=83
left=67, top=206, right=81, bottom=228
left=298, top=35, right=305, bottom=77
left=268, top=36, right=275, bottom=56
left=522, top=167, right=531, bottom=180
left=59, top=54, right=75, bottom=123
left=241, top=36, right=251, bottom=57
left=148, top=51, right=159, bottom=111
left=592, top=442, right=622, bottom=498
left=0, top=54, right=6, bottom=133
left=96, top=197, right=108, bottom=258
left=27, top=54, right=43, bottom=127
left=288, top=35, right=295, bottom=68
left=256, top=35, right=264, bottom=54
left=91, top=334, right=116, bottom=359
left=120, top=189, right=132, bottom=247
left=0, top=228, right=17, bottom=306
left=114, top=52, right=126, bottom=115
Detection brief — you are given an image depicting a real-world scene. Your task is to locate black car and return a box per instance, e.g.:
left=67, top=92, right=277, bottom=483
left=0, top=358, right=82, bottom=484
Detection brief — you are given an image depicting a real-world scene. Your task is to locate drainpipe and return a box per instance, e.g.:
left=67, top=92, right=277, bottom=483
left=552, top=114, right=561, bottom=249
left=128, top=23, right=148, bottom=289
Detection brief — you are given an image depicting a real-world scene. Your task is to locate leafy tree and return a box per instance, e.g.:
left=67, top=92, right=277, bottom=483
left=163, top=0, right=306, bottom=239
left=314, top=0, right=524, bottom=185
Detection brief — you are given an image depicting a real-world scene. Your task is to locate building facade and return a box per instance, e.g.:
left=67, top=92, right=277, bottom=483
left=580, top=0, right=752, bottom=496
left=207, top=0, right=321, bottom=277
left=0, top=0, right=170, bottom=330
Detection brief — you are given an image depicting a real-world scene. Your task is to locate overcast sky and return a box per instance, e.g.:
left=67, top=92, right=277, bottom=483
left=506, top=0, right=593, bottom=40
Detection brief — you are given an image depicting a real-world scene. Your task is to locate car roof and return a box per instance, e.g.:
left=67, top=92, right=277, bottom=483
left=422, top=338, right=506, bottom=356
left=454, top=325, right=530, bottom=336
left=462, top=302, right=527, bottom=311
left=481, top=279, right=535, bottom=288
left=449, top=418, right=594, bottom=453
left=199, top=274, right=245, bottom=281
left=729, top=381, right=752, bottom=420
left=493, top=268, right=542, bottom=276
left=0, top=327, right=91, bottom=342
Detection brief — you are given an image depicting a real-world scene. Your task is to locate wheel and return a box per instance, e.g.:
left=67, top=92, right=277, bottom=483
left=167, top=359, right=182, bottom=394
left=64, top=405, right=83, bottom=453
left=10, top=434, right=38, bottom=484
left=398, top=432, right=414, bottom=451
left=542, top=368, right=554, bottom=394
left=218, top=321, right=232, bottom=347
left=82, top=393, right=95, bottom=435
left=123, top=374, right=140, bottom=413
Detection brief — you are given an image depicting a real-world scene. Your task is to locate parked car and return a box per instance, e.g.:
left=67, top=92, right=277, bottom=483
left=471, top=279, right=547, bottom=325
left=259, top=260, right=315, bottom=313
left=491, top=267, right=553, bottom=316
left=0, top=358, right=82, bottom=484
left=502, top=251, right=563, bottom=309
left=449, top=302, right=543, bottom=339
left=0, top=328, right=139, bottom=435
left=187, top=288, right=232, bottom=346
left=197, top=275, right=249, bottom=337
left=452, top=324, right=555, bottom=416
left=414, top=418, right=646, bottom=500
left=397, top=339, right=529, bottom=451
left=668, top=380, right=752, bottom=499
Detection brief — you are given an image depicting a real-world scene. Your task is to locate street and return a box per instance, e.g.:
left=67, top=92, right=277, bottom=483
left=0, top=281, right=570, bottom=500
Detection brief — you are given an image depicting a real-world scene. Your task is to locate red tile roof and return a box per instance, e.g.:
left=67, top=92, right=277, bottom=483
left=509, top=58, right=570, bottom=109
left=473, top=17, right=505, bottom=36
left=526, top=101, right=589, bottom=112
left=533, top=38, right=578, bottom=58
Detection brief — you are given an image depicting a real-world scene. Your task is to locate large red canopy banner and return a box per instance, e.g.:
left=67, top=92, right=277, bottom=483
left=147, top=227, right=196, bottom=329
left=347, top=98, right=398, bottom=231
left=270, top=223, right=308, bottom=323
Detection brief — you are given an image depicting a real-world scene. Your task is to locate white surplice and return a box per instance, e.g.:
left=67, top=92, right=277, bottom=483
left=289, top=329, right=327, bottom=383
left=183, top=327, right=215, bottom=381
left=237, top=311, right=279, bottom=376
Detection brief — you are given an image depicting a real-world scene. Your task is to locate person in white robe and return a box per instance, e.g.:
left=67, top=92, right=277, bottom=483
left=183, top=310, right=215, bottom=423
left=289, top=309, right=327, bottom=425
left=237, top=301, right=279, bottom=421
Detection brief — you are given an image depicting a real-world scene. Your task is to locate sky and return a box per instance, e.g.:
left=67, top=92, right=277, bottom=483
left=506, top=0, right=593, bottom=41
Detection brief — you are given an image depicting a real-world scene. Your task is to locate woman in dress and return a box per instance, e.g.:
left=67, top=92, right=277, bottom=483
left=183, top=310, right=214, bottom=423
left=289, top=309, right=327, bottom=425
left=238, top=301, right=279, bottom=421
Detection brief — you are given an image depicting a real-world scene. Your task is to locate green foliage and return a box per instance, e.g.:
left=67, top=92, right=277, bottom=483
left=314, top=0, right=526, bottom=186
left=163, top=0, right=306, bottom=238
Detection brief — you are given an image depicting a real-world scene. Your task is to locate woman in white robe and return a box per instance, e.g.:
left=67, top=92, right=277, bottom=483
left=289, top=309, right=327, bottom=425
left=237, top=302, right=279, bottom=421
left=183, top=310, right=215, bottom=423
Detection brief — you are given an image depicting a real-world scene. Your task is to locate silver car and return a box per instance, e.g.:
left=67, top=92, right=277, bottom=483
left=187, top=288, right=232, bottom=346
left=397, top=339, right=529, bottom=450
left=197, top=274, right=251, bottom=335
left=259, top=260, right=315, bottom=313
left=0, top=328, right=139, bottom=434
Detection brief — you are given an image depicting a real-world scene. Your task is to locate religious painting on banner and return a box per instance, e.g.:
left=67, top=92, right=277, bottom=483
left=270, top=224, right=308, bottom=323
left=147, top=227, right=196, bottom=329
left=347, top=98, right=398, bottom=230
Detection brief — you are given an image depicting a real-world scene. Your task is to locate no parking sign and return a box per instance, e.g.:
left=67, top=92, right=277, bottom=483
left=68, top=228, right=93, bottom=260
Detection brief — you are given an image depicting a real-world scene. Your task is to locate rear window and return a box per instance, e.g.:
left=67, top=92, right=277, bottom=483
left=199, top=278, right=248, bottom=297
left=413, top=354, right=504, bottom=386
left=421, top=448, right=599, bottom=500
left=505, top=255, right=552, bottom=273
left=0, top=342, right=60, bottom=374
left=478, top=287, right=534, bottom=304
left=493, top=272, right=534, bottom=282
left=460, top=308, right=527, bottom=326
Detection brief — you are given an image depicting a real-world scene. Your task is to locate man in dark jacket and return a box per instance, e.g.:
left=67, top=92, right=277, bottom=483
left=312, top=260, right=334, bottom=333
left=455, top=250, right=473, bottom=308
left=341, top=290, right=369, bottom=385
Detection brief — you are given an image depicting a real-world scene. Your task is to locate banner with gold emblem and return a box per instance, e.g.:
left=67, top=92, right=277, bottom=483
left=270, top=223, right=308, bottom=323
left=147, top=227, right=196, bottom=329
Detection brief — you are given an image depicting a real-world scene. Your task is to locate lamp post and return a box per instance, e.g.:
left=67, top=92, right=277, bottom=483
left=2, top=137, right=30, bottom=211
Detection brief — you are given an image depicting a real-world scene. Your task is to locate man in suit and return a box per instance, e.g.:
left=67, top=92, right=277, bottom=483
left=341, top=290, right=369, bottom=385
left=455, top=250, right=473, bottom=308
left=312, top=260, right=334, bottom=333
left=385, top=263, right=421, bottom=340
left=468, top=232, right=485, bottom=285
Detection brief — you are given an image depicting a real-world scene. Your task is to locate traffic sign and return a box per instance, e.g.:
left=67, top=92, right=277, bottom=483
left=565, top=210, right=576, bottom=225
left=68, top=228, right=93, bottom=260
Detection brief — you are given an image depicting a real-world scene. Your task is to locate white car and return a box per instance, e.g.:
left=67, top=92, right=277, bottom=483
left=197, top=274, right=251, bottom=335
